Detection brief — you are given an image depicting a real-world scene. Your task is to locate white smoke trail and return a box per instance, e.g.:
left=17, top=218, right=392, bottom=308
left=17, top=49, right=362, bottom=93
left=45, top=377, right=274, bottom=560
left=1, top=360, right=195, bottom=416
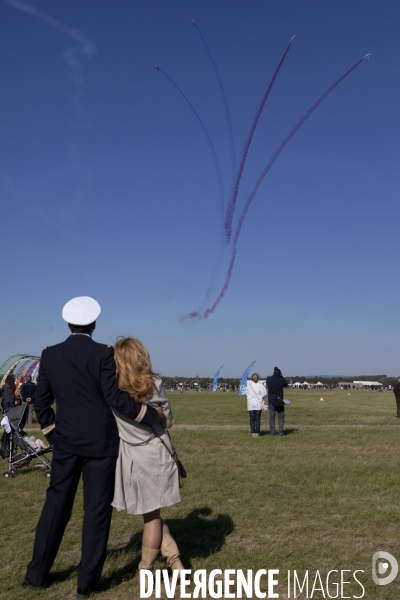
left=4, top=0, right=96, bottom=112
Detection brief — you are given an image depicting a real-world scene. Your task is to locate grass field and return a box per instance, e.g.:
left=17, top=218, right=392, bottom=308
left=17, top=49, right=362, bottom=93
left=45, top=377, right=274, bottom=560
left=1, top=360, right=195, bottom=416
left=1, top=389, right=400, bottom=599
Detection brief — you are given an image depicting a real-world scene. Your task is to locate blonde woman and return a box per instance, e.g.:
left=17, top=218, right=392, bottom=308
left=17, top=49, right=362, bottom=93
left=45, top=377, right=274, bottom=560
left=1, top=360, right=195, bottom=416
left=112, top=336, right=183, bottom=575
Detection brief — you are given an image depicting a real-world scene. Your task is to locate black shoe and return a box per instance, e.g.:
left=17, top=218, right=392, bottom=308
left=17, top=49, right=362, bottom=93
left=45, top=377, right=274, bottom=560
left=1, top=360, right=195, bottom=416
left=21, top=578, right=45, bottom=590
left=279, top=433, right=284, bottom=437
left=77, top=588, right=92, bottom=599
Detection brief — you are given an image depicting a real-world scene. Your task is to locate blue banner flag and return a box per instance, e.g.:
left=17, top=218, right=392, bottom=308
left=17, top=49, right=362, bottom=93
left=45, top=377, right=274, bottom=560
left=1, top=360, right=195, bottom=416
left=212, top=365, right=224, bottom=392
left=238, top=360, right=257, bottom=396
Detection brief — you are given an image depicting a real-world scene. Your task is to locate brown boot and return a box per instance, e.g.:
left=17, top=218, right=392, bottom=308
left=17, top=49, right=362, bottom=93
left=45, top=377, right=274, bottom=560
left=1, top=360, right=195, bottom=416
left=138, top=546, right=160, bottom=571
left=161, top=532, right=184, bottom=572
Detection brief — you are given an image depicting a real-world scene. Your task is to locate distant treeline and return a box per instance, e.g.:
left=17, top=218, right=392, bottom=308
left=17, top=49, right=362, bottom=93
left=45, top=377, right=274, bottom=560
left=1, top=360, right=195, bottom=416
left=162, top=374, right=399, bottom=387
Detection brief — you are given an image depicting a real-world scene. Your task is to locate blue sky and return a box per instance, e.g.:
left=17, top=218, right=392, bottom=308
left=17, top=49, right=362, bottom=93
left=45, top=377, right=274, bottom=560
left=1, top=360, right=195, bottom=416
left=1, top=0, right=399, bottom=377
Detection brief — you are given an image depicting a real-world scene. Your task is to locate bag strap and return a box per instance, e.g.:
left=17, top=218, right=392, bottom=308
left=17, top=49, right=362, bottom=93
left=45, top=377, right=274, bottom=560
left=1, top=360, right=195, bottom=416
left=248, top=381, right=264, bottom=403
left=152, top=427, right=178, bottom=461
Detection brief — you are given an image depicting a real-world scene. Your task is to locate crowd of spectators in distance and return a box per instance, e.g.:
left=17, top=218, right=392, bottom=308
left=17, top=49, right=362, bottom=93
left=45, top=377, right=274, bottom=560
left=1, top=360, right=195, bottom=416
left=1, top=375, right=37, bottom=423
left=162, top=379, right=393, bottom=392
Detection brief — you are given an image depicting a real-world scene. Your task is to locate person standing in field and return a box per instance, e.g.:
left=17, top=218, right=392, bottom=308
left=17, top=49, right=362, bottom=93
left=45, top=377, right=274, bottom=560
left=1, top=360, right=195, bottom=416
left=20, top=376, right=37, bottom=424
left=1, top=375, right=16, bottom=409
left=246, top=373, right=266, bottom=438
left=393, top=378, right=400, bottom=418
left=266, top=367, right=288, bottom=437
left=23, top=296, right=164, bottom=599
left=112, top=336, right=184, bottom=576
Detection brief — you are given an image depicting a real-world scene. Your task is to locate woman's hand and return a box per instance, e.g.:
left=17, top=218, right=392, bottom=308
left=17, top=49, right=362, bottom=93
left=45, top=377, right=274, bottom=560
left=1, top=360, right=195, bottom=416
left=154, top=406, right=164, bottom=424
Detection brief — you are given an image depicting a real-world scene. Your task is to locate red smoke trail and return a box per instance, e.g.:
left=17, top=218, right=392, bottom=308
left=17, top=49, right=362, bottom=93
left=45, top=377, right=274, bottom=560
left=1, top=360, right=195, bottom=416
left=191, top=56, right=366, bottom=320
left=224, top=37, right=295, bottom=244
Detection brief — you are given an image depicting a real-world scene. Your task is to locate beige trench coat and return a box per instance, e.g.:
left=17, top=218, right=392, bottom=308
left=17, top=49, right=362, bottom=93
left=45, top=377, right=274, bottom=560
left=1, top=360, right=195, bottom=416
left=112, top=377, right=181, bottom=514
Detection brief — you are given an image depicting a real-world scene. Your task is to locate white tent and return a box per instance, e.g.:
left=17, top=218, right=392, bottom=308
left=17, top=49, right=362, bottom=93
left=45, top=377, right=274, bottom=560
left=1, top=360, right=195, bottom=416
left=353, top=381, right=383, bottom=388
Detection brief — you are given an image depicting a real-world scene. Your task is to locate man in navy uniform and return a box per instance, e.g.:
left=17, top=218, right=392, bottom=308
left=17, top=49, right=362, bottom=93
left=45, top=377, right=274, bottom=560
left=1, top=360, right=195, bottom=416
left=23, top=296, right=163, bottom=598
left=20, top=376, right=36, bottom=424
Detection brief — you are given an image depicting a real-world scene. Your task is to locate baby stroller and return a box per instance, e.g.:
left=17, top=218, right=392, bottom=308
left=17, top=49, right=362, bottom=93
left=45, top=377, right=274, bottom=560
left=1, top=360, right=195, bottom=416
left=1, top=403, right=52, bottom=479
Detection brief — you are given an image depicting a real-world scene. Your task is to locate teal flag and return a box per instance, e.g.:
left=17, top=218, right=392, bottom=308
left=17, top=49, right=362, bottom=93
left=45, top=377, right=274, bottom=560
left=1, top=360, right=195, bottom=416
left=212, top=365, right=224, bottom=392
left=238, top=360, right=256, bottom=396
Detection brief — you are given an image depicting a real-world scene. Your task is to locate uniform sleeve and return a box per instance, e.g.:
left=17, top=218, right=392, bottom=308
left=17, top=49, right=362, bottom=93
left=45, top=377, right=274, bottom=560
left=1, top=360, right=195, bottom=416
left=162, top=398, right=174, bottom=429
left=155, top=380, right=174, bottom=428
left=282, top=377, right=289, bottom=388
left=34, top=350, right=56, bottom=442
left=100, top=347, right=158, bottom=427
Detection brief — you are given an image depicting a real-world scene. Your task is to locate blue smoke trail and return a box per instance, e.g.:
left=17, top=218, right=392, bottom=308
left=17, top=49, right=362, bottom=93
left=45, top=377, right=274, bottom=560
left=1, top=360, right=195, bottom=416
left=158, top=68, right=225, bottom=226
left=158, top=67, right=226, bottom=312
left=192, top=20, right=236, bottom=188
left=238, top=360, right=257, bottom=396
left=212, top=365, right=224, bottom=392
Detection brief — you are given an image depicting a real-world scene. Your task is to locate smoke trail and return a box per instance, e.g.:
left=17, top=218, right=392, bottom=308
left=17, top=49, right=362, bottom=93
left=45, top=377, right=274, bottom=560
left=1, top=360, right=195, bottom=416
left=224, top=37, right=294, bottom=244
left=4, top=0, right=95, bottom=209
left=186, top=56, right=366, bottom=321
left=158, top=66, right=227, bottom=312
left=191, top=36, right=293, bottom=314
left=192, top=19, right=236, bottom=187
left=4, top=0, right=96, bottom=113
left=158, top=67, right=225, bottom=227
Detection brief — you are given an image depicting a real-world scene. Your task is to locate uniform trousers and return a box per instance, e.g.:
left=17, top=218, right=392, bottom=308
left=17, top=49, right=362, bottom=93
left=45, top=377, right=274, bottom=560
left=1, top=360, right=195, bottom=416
left=269, top=404, right=285, bottom=435
left=396, top=398, right=400, bottom=418
left=26, top=446, right=116, bottom=590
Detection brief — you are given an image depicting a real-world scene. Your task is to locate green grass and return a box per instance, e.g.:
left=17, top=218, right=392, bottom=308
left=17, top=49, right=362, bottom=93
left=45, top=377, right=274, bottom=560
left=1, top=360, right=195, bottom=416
left=1, top=390, right=400, bottom=599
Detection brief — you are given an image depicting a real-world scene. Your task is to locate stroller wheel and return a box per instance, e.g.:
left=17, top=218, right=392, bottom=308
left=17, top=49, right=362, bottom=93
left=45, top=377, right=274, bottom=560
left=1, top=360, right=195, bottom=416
left=44, top=470, right=51, bottom=478
left=3, top=471, right=12, bottom=478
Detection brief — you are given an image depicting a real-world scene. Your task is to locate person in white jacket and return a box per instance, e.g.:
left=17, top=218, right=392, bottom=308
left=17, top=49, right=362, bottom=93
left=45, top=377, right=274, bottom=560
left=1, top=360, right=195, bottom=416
left=246, top=373, right=266, bottom=437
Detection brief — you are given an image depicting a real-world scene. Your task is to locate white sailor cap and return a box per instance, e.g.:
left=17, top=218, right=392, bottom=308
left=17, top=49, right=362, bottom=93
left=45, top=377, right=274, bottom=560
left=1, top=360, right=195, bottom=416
left=62, top=296, right=101, bottom=325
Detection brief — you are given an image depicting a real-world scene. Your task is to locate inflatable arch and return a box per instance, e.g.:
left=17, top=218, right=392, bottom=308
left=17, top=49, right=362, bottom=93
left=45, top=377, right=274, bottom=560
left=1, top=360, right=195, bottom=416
left=0, top=355, right=41, bottom=386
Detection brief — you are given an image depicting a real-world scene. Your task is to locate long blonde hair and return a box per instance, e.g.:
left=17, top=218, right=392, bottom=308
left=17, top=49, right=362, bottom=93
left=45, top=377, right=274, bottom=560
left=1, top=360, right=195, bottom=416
left=114, top=336, right=158, bottom=403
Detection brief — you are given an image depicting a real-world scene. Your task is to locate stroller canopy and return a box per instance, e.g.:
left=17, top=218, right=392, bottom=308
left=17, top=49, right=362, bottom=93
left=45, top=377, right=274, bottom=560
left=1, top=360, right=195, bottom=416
left=3, top=404, right=28, bottom=431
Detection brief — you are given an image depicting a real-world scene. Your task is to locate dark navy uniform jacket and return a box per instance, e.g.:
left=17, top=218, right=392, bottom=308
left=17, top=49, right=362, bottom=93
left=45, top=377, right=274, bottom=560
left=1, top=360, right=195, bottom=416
left=35, top=334, right=157, bottom=457
left=266, top=375, right=289, bottom=406
left=20, top=381, right=36, bottom=403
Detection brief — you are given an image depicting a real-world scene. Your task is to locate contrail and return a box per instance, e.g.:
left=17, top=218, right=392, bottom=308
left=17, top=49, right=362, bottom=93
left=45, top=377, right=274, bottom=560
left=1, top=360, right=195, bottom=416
left=157, top=66, right=225, bottom=230
left=157, top=65, right=228, bottom=313
left=224, top=36, right=295, bottom=244
left=192, top=18, right=236, bottom=188
left=186, top=56, right=367, bottom=321
left=3, top=0, right=95, bottom=112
